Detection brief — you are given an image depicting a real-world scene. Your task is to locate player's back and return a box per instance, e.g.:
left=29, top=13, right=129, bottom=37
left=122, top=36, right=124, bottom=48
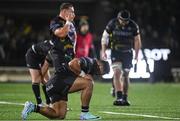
left=32, top=40, right=54, bottom=56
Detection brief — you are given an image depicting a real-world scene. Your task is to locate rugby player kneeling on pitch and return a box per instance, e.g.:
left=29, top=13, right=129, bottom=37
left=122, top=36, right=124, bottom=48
left=22, top=57, right=110, bottom=120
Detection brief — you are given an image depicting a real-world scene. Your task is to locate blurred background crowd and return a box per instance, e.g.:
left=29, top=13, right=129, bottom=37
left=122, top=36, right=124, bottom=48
left=0, top=0, right=179, bottom=66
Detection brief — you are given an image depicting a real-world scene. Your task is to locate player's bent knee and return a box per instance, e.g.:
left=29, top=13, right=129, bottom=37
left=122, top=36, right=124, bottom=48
left=87, top=78, right=94, bottom=84
left=123, top=70, right=130, bottom=77
left=57, top=115, right=66, bottom=120
left=114, top=69, right=122, bottom=77
left=57, top=112, right=66, bottom=120
left=83, top=78, right=94, bottom=89
left=49, top=113, right=66, bottom=120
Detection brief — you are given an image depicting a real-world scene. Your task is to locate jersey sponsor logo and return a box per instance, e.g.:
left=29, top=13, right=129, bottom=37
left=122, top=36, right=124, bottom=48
left=64, top=44, right=73, bottom=49
left=46, top=84, right=54, bottom=91
left=113, top=30, right=133, bottom=37
left=114, top=44, right=127, bottom=50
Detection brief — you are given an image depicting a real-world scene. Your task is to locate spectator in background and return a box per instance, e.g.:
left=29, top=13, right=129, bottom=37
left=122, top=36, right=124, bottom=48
left=75, top=19, right=96, bottom=58
left=0, top=16, right=6, bottom=60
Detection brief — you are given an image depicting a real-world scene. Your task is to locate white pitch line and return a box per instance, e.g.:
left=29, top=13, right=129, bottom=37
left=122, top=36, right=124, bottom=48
left=0, top=101, right=24, bottom=106
left=101, top=111, right=180, bottom=120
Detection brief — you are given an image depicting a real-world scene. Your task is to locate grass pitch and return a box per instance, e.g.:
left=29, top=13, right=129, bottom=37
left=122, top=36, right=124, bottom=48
left=0, top=82, right=180, bottom=120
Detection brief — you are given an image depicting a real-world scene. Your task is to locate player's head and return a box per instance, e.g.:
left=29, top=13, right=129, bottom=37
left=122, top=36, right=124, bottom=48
left=117, top=10, right=130, bottom=26
left=93, top=60, right=110, bottom=75
left=59, top=3, right=75, bottom=21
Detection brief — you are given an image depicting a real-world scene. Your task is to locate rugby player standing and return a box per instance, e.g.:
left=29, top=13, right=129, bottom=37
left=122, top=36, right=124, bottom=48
left=101, top=10, right=141, bottom=106
left=25, top=40, right=54, bottom=105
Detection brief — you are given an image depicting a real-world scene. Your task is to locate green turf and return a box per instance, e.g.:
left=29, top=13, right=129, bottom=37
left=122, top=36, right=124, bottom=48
left=0, top=82, right=180, bottom=120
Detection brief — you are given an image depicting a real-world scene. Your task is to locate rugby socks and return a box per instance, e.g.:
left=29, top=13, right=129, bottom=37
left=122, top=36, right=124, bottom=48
left=116, top=91, right=123, bottom=100
left=34, top=105, right=40, bottom=113
left=81, top=106, right=89, bottom=112
left=122, top=94, right=128, bottom=101
left=32, top=83, right=42, bottom=104
left=42, top=85, right=51, bottom=104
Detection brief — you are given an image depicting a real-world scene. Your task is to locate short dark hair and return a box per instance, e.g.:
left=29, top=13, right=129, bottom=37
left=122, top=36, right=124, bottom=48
left=117, top=10, right=130, bottom=21
left=60, top=3, right=73, bottom=11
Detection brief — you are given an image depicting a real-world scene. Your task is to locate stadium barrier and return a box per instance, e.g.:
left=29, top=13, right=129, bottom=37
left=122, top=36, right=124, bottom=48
left=0, top=67, right=54, bottom=82
left=0, top=66, right=178, bottom=82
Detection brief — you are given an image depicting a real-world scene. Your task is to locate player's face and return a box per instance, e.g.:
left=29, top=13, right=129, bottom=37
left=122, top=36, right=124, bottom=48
left=65, top=7, right=75, bottom=21
left=118, top=18, right=129, bottom=26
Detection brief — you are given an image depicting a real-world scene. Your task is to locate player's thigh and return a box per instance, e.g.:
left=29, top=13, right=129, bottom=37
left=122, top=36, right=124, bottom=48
left=122, top=51, right=133, bottom=70
left=43, top=70, right=50, bottom=83
left=69, top=77, right=93, bottom=93
left=52, top=100, right=67, bottom=119
left=29, top=68, right=42, bottom=83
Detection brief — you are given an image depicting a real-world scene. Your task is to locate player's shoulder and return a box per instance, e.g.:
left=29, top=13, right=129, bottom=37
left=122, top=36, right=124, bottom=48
left=129, top=19, right=139, bottom=28
left=50, top=16, right=58, bottom=22
left=108, top=18, right=118, bottom=25
left=50, top=16, right=65, bottom=24
left=81, top=57, right=94, bottom=63
left=81, top=57, right=91, bottom=61
left=106, top=18, right=118, bottom=31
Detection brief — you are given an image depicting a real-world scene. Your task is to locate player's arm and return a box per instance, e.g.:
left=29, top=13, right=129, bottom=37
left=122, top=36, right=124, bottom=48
left=69, top=58, right=93, bottom=80
left=68, top=58, right=81, bottom=75
left=72, top=26, right=77, bottom=54
left=101, top=30, right=109, bottom=58
left=54, top=21, right=71, bottom=38
left=133, top=24, right=142, bottom=60
left=101, top=20, right=114, bottom=60
left=50, top=13, right=73, bottom=39
left=134, top=34, right=141, bottom=60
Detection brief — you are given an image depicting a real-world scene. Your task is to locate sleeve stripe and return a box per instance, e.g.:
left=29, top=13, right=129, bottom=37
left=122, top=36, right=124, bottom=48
left=82, top=57, right=87, bottom=67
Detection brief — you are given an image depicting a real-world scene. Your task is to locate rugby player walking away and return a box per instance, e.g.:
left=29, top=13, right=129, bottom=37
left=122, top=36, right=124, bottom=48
left=22, top=57, right=110, bottom=120
left=25, top=40, right=54, bottom=106
left=101, top=10, right=141, bottom=106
